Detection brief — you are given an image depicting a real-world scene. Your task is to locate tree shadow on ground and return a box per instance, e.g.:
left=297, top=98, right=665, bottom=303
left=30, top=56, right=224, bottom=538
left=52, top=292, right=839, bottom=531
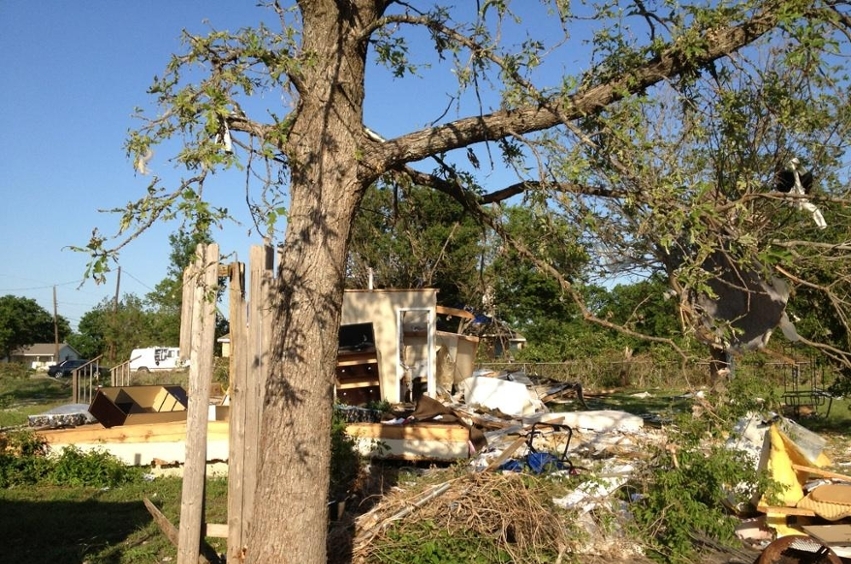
left=3, top=498, right=152, bottom=564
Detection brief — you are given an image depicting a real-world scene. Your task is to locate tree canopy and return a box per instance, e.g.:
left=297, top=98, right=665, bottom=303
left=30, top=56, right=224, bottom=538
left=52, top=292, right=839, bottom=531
left=80, top=2, right=851, bottom=562
left=0, top=295, right=69, bottom=360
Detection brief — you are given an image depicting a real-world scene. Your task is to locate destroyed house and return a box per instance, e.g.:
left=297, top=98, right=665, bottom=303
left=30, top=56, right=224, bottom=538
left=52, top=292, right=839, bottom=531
left=337, top=289, right=479, bottom=406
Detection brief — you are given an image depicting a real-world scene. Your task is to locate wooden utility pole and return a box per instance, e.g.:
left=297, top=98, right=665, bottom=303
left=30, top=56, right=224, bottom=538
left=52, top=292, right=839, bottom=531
left=109, top=267, right=121, bottom=362
left=53, top=286, right=59, bottom=361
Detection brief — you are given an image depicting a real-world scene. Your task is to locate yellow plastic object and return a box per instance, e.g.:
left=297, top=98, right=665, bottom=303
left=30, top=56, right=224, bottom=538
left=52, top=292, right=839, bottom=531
left=762, top=424, right=805, bottom=507
left=764, top=512, right=802, bottom=537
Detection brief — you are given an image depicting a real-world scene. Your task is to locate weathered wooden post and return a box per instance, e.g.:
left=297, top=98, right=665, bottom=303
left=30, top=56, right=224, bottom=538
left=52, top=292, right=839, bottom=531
left=177, top=243, right=219, bottom=564
left=227, top=244, right=274, bottom=563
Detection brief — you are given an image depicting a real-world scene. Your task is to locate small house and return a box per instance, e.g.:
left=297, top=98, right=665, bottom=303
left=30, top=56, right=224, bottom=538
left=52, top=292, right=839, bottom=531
left=7, top=343, right=81, bottom=370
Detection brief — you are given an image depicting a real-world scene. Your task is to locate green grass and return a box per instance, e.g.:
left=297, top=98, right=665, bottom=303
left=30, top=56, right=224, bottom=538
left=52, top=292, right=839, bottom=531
left=0, top=375, right=74, bottom=427
left=2, top=363, right=850, bottom=562
left=1, top=476, right=229, bottom=564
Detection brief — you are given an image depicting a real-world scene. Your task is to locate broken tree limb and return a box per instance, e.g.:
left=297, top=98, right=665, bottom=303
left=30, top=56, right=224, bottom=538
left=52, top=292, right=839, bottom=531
left=143, top=497, right=218, bottom=564
left=354, top=481, right=454, bottom=548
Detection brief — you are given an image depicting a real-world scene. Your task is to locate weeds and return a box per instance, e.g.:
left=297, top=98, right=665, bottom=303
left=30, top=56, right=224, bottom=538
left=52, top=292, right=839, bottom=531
left=0, top=431, right=142, bottom=488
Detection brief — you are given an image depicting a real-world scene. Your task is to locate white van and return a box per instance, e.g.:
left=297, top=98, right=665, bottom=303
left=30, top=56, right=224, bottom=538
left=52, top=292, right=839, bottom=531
left=129, top=347, right=188, bottom=373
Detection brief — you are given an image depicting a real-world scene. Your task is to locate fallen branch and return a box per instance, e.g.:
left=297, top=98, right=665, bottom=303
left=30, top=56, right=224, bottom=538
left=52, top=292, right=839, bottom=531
left=143, top=497, right=220, bottom=564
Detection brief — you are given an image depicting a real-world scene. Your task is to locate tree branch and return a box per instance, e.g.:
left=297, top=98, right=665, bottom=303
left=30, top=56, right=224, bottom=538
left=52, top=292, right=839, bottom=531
left=366, top=7, right=780, bottom=172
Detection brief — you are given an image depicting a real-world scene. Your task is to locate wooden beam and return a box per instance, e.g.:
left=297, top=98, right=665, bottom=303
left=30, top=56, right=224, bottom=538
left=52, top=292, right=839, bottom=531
left=435, top=305, right=474, bottom=320
left=37, top=420, right=230, bottom=445
left=485, top=436, right=527, bottom=472
left=143, top=497, right=212, bottom=564
left=791, top=464, right=851, bottom=482
left=203, top=523, right=229, bottom=539
left=757, top=504, right=817, bottom=516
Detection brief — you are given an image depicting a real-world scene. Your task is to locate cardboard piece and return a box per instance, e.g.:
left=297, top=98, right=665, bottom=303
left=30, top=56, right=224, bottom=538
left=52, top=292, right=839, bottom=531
left=802, top=524, right=851, bottom=546
left=89, top=385, right=188, bottom=428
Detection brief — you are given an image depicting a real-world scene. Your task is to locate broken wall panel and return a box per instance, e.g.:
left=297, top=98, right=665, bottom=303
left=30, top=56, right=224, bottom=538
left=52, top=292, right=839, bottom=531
left=346, top=422, right=470, bottom=461
left=341, top=289, right=437, bottom=403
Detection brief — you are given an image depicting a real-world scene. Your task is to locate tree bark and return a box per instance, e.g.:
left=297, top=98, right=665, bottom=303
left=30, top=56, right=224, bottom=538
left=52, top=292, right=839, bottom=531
left=245, top=2, right=383, bottom=563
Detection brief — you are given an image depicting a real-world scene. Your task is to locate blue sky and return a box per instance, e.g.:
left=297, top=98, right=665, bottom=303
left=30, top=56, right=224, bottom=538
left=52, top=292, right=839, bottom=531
left=0, top=2, right=586, bottom=330
left=0, top=3, right=271, bottom=328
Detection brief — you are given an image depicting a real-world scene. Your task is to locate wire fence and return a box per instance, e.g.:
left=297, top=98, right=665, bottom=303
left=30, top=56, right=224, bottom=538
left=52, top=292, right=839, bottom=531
left=475, top=356, right=835, bottom=394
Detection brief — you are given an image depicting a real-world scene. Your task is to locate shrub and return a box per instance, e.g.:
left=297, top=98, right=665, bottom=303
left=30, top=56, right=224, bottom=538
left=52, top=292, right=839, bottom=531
left=626, top=376, right=779, bottom=563
left=49, top=446, right=144, bottom=488
left=329, top=406, right=362, bottom=503
left=0, top=431, right=142, bottom=489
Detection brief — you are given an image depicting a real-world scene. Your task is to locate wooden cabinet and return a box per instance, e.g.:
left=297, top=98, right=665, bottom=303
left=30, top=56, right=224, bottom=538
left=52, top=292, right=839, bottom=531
left=335, top=350, right=380, bottom=405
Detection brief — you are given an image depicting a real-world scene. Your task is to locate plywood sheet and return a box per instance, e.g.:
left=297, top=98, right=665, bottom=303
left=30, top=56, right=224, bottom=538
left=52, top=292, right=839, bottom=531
left=802, top=524, right=851, bottom=546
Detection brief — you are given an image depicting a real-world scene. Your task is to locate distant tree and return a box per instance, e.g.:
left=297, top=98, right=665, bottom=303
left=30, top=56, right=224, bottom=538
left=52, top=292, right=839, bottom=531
left=487, top=206, right=589, bottom=358
left=596, top=276, right=683, bottom=347
left=348, top=179, right=484, bottom=306
left=67, top=303, right=109, bottom=360
left=146, top=227, right=229, bottom=344
left=0, top=295, right=69, bottom=360
left=72, top=295, right=157, bottom=363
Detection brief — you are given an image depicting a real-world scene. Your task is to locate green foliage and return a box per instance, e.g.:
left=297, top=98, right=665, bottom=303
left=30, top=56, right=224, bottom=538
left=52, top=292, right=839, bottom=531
left=0, top=362, right=33, bottom=381
left=0, top=295, right=70, bottom=360
left=0, top=432, right=142, bottom=489
left=329, top=406, right=363, bottom=502
left=627, top=375, right=780, bottom=563
left=628, top=443, right=762, bottom=564
left=49, top=446, right=144, bottom=488
left=0, top=432, right=52, bottom=487
left=348, top=180, right=485, bottom=307
left=71, top=226, right=229, bottom=364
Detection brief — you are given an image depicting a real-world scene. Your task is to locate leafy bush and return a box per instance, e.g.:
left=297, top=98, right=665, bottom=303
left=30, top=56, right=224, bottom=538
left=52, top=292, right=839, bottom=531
left=627, top=376, right=779, bottom=563
left=329, top=406, right=362, bottom=503
left=0, top=432, right=52, bottom=487
left=0, top=431, right=142, bottom=489
left=627, top=442, right=766, bottom=563
left=50, top=446, right=144, bottom=488
left=0, top=363, right=33, bottom=381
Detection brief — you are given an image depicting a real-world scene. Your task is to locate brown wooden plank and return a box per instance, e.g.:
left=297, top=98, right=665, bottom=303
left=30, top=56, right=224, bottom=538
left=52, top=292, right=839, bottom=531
left=485, top=436, right=527, bottom=472
left=435, top=305, right=475, bottom=319
left=757, top=504, right=818, bottom=516
left=143, top=497, right=211, bottom=564
left=792, top=464, right=851, bottom=482
left=38, top=421, right=230, bottom=445
left=802, top=524, right=851, bottom=546
left=180, top=263, right=196, bottom=360
left=346, top=422, right=471, bottom=442
left=203, top=523, right=229, bottom=539
left=238, top=245, right=274, bottom=555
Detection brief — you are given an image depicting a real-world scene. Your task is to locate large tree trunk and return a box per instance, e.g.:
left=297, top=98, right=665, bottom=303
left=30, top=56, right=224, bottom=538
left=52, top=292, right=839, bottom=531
left=245, top=2, right=382, bottom=563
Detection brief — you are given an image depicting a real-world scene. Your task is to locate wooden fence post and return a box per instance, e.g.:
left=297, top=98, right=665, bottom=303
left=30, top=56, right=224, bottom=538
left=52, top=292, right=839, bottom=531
left=227, top=260, right=248, bottom=563
left=177, top=243, right=219, bottom=564
left=180, top=262, right=196, bottom=361
left=226, top=245, right=274, bottom=562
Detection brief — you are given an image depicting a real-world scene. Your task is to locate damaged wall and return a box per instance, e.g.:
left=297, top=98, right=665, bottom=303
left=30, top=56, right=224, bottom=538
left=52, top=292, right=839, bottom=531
left=342, top=289, right=438, bottom=403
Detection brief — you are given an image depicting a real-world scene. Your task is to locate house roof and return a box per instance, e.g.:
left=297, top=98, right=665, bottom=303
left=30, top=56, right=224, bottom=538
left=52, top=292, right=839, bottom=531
left=14, top=343, right=79, bottom=357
